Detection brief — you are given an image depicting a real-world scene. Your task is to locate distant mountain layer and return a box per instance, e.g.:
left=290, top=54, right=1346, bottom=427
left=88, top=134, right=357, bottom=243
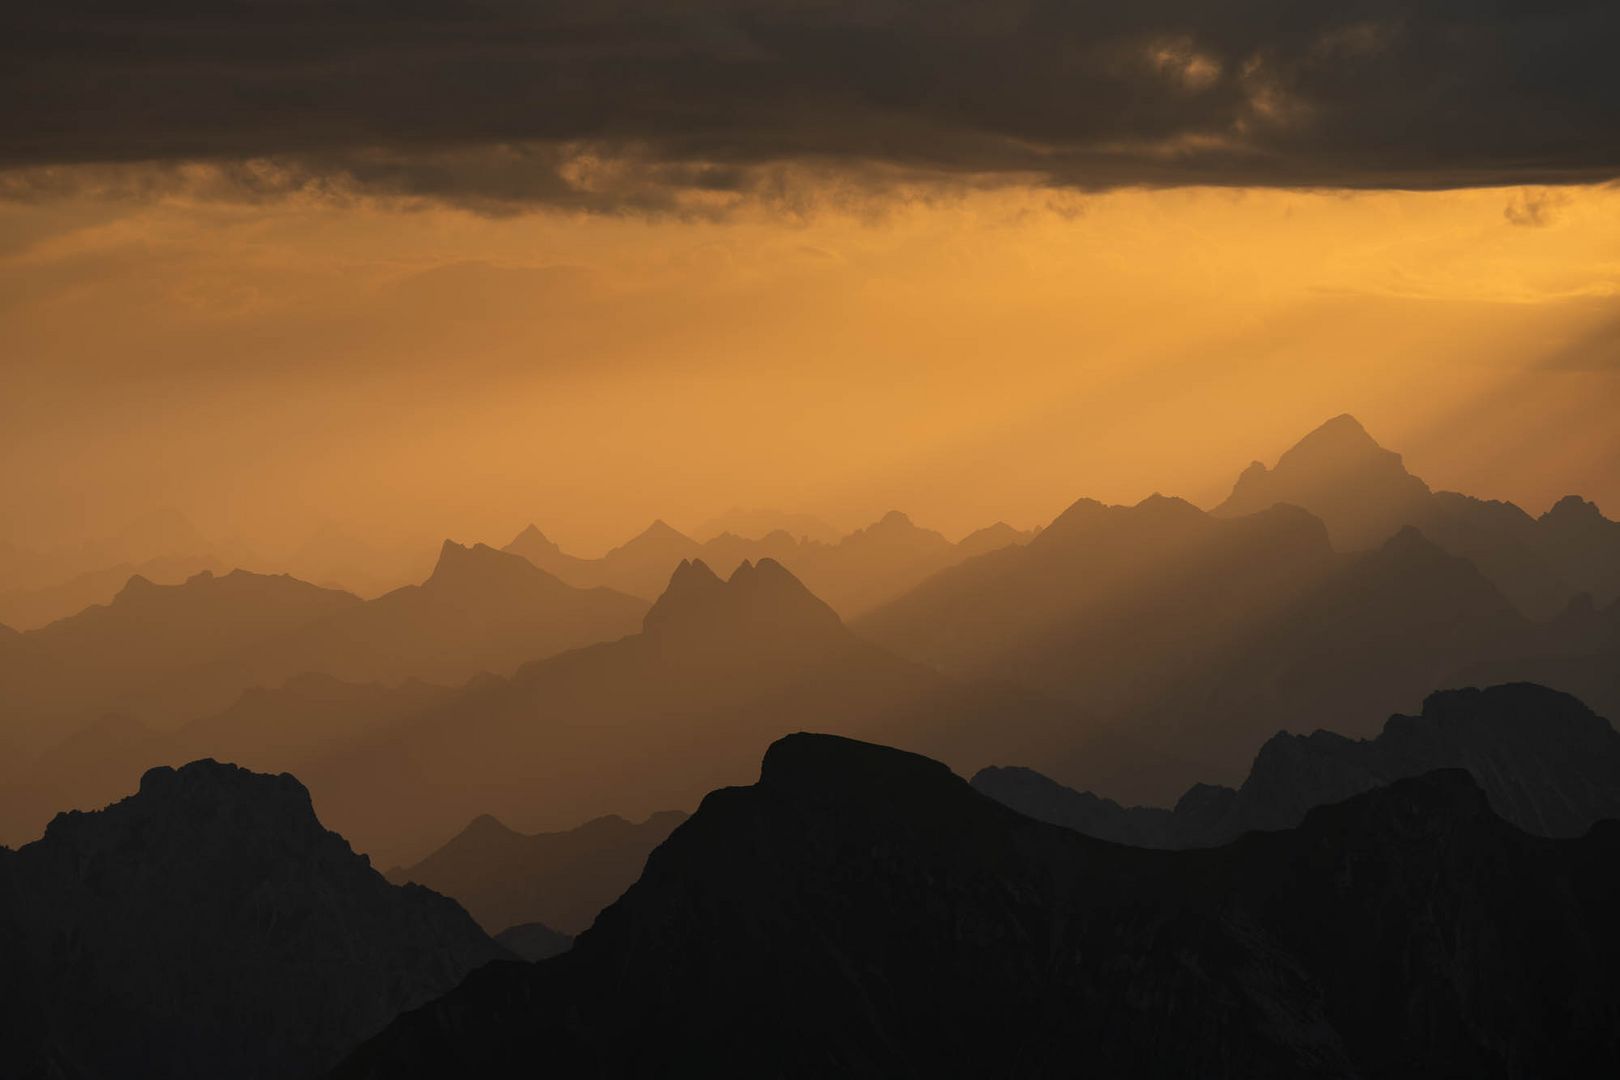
left=0, top=553, right=225, bottom=631
left=503, top=510, right=1035, bottom=617
left=1214, top=413, right=1620, bottom=616
left=858, top=490, right=1563, bottom=800
left=336, top=733, right=1620, bottom=1077
left=975, top=683, right=1620, bottom=847
left=0, top=542, right=645, bottom=753
left=387, top=809, right=687, bottom=936
left=0, top=759, right=504, bottom=1080
left=286, top=557, right=1075, bottom=866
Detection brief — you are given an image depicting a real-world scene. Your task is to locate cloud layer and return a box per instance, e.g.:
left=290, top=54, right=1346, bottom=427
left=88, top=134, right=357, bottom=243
left=4, top=1, right=1618, bottom=208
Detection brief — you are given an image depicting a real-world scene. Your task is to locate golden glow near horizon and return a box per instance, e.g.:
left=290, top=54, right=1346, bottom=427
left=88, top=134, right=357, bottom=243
left=2, top=179, right=1617, bottom=558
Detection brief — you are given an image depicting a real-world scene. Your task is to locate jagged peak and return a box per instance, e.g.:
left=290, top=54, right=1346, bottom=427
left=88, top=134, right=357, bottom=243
left=642, top=557, right=841, bottom=638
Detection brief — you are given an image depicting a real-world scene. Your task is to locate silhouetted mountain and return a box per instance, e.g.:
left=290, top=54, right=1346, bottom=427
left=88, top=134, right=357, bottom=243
left=861, top=495, right=1546, bottom=801
left=0, top=759, right=504, bottom=1079
left=492, top=922, right=573, bottom=962
left=977, top=683, right=1620, bottom=847
left=286, top=558, right=1072, bottom=866
left=243, top=540, right=646, bottom=688
left=0, top=548, right=645, bottom=846
left=1215, top=414, right=1432, bottom=549
left=503, top=510, right=1022, bottom=617
left=336, top=733, right=1620, bottom=1077
left=387, top=810, right=687, bottom=935
left=279, top=522, right=430, bottom=599
left=1214, top=415, right=1620, bottom=616
left=0, top=553, right=226, bottom=631
left=0, top=569, right=362, bottom=750
left=691, top=507, right=840, bottom=544
left=955, top=520, right=1037, bottom=557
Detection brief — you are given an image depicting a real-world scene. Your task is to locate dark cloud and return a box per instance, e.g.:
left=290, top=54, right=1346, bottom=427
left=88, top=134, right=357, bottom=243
left=3, top=1, right=1618, bottom=209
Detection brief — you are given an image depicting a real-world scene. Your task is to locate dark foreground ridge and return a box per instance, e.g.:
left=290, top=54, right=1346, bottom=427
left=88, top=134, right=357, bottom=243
left=336, top=732, right=1620, bottom=1078
left=975, top=682, right=1620, bottom=847
left=0, top=759, right=505, bottom=1080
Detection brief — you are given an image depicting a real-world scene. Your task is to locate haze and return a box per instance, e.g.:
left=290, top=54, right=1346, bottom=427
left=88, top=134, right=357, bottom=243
left=5, top=181, right=1617, bottom=561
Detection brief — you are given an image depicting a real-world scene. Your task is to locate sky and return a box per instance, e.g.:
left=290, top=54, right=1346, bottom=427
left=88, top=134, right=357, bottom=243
left=2, top=2, right=1617, bottom=559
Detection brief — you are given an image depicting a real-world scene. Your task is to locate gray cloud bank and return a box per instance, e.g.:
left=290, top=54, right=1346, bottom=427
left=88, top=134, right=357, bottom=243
left=3, top=1, right=1617, bottom=209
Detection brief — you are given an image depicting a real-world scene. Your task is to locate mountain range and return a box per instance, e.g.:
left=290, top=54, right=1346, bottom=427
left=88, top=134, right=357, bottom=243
left=503, top=510, right=1037, bottom=617
left=0, top=759, right=504, bottom=1079
left=1215, top=413, right=1620, bottom=616
left=335, top=731, right=1620, bottom=1077
left=283, top=556, right=1075, bottom=866
left=975, top=682, right=1620, bottom=848
left=0, top=543, right=642, bottom=752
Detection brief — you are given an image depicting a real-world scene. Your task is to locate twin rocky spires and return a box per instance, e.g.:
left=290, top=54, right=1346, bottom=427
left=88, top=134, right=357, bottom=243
left=642, top=557, right=844, bottom=639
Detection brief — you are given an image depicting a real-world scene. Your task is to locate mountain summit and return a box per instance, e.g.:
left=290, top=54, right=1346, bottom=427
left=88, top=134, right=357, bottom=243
left=1215, top=414, right=1431, bottom=549
left=642, top=558, right=843, bottom=642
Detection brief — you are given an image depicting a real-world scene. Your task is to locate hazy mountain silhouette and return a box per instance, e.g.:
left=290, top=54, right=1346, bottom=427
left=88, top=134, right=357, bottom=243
left=284, top=558, right=1073, bottom=866
left=0, top=553, right=226, bottom=631
left=1214, top=415, right=1620, bottom=616
left=386, top=809, right=687, bottom=936
left=860, top=494, right=1552, bottom=800
left=234, top=540, right=646, bottom=689
left=976, top=683, right=1620, bottom=847
left=1453, top=592, right=1620, bottom=725
left=0, top=759, right=505, bottom=1080
left=278, top=522, right=431, bottom=599
left=0, top=547, right=646, bottom=846
left=1215, top=414, right=1432, bottom=549
left=335, top=733, right=1620, bottom=1077
left=0, top=544, right=640, bottom=736
left=690, top=507, right=840, bottom=544
left=0, top=569, right=362, bottom=751
left=502, top=510, right=1023, bottom=617
left=492, top=922, right=573, bottom=962
left=0, top=510, right=216, bottom=595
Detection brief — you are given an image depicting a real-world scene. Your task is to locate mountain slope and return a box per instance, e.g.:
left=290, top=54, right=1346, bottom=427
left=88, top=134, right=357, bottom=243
left=976, top=682, right=1620, bottom=847
left=861, top=494, right=1537, bottom=800
left=387, top=809, right=687, bottom=935
left=335, top=733, right=1620, bottom=1078
left=0, top=759, right=505, bottom=1080
left=294, top=558, right=1075, bottom=866
left=502, top=510, right=1024, bottom=617
left=1213, top=415, right=1620, bottom=615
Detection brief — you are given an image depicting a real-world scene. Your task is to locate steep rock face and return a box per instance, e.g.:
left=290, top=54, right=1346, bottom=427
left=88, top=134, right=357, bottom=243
left=387, top=809, right=687, bottom=936
left=975, top=683, right=1620, bottom=847
left=0, top=760, right=505, bottom=1080
left=335, top=733, right=1620, bottom=1078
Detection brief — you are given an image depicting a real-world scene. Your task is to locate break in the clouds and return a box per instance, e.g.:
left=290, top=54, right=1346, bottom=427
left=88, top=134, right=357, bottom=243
left=3, top=1, right=1618, bottom=210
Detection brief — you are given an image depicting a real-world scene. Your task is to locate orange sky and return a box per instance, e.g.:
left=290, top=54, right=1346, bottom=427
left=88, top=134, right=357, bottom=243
left=2, top=177, right=1617, bottom=559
